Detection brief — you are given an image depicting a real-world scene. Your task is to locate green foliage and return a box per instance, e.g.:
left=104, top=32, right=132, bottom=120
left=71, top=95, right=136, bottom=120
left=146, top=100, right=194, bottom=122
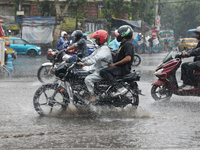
left=161, top=0, right=200, bottom=39
left=101, top=0, right=155, bottom=27
left=132, top=0, right=155, bottom=25
left=36, top=0, right=56, bottom=17
left=13, top=0, right=26, bottom=16
left=68, top=0, right=88, bottom=20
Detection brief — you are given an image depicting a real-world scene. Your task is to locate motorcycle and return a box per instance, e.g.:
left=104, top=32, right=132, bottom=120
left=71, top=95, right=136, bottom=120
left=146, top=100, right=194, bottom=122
left=37, top=44, right=96, bottom=83
left=151, top=51, right=200, bottom=101
left=33, top=56, right=141, bottom=116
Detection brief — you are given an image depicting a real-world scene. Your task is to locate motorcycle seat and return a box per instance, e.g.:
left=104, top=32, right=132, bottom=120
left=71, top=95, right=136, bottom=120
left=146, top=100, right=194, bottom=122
left=117, top=71, right=140, bottom=82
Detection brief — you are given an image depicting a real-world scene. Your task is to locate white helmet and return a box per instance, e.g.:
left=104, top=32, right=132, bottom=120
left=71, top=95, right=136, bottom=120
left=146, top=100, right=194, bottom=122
left=195, top=26, right=200, bottom=34
left=62, top=54, right=71, bottom=63
left=61, top=31, right=67, bottom=37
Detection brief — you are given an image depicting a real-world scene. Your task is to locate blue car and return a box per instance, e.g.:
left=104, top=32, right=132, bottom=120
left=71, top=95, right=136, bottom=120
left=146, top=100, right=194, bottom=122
left=9, top=37, right=41, bottom=57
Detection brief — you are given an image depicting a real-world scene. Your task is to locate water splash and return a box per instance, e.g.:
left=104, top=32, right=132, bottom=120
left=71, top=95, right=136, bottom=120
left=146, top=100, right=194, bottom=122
left=61, top=103, right=151, bottom=119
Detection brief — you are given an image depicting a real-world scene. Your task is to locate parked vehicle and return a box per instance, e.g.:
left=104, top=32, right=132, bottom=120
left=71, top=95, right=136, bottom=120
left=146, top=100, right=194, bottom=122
left=187, top=29, right=196, bottom=38
left=178, top=38, right=198, bottom=51
left=9, top=37, right=41, bottom=57
left=151, top=51, right=200, bottom=101
left=159, top=30, right=175, bottom=50
left=33, top=56, right=140, bottom=116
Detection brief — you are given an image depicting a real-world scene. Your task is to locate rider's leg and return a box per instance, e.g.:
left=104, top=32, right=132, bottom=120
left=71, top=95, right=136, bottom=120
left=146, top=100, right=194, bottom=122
left=100, top=66, right=123, bottom=87
left=181, top=62, right=199, bottom=87
left=181, top=62, right=192, bottom=85
left=100, top=66, right=128, bottom=97
left=84, top=72, right=102, bottom=102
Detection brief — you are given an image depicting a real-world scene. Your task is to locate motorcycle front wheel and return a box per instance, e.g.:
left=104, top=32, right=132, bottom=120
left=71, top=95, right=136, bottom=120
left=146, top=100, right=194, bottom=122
left=37, top=65, right=56, bottom=83
left=151, top=85, right=172, bottom=101
left=33, top=83, right=70, bottom=116
left=132, top=54, right=141, bottom=66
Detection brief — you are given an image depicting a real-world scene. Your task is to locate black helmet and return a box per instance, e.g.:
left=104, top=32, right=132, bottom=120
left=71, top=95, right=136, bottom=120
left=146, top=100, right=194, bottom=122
left=71, top=30, right=83, bottom=42
left=116, top=25, right=133, bottom=42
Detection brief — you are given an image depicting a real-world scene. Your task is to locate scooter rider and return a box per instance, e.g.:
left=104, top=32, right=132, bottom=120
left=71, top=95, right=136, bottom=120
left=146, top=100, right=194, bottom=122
left=100, top=25, right=134, bottom=97
left=77, top=30, right=112, bottom=103
left=181, top=26, right=200, bottom=90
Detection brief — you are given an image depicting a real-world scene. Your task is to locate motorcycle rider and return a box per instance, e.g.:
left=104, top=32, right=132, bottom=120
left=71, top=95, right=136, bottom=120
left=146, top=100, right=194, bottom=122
left=77, top=30, right=112, bottom=103
left=100, top=25, right=134, bottom=97
left=181, top=26, right=200, bottom=90
left=57, top=31, right=69, bottom=51
left=63, top=30, right=88, bottom=59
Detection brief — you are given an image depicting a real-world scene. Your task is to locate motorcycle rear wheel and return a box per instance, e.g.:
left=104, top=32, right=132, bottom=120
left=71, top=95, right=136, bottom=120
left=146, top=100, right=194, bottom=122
left=33, top=83, right=70, bottom=116
left=119, top=90, right=139, bottom=108
left=37, top=65, right=56, bottom=83
left=132, top=54, right=141, bottom=66
left=151, top=85, right=172, bottom=101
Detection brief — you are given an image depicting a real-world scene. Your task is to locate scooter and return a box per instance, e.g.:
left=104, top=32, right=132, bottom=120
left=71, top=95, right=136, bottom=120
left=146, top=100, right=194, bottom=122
left=151, top=51, right=200, bottom=101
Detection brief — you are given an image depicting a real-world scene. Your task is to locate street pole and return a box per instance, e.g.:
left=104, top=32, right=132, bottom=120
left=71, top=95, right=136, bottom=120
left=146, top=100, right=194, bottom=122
left=155, top=0, right=158, bottom=17
left=17, top=0, right=24, bottom=38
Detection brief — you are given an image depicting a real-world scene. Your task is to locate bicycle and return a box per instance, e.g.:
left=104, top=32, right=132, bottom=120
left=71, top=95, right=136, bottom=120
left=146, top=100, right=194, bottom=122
left=0, top=64, right=13, bottom=77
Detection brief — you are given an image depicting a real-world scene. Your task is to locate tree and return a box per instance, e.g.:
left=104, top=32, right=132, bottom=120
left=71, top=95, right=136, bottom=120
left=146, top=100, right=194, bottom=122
left=160, top=0, right=200, bottom=39
left=101, top=0, right=132, bottom=33
left=37, top=0, right=89, bottom=47
left=100, top=0, right=155, bottom=33
left=37, top=0, right=56, bottom=17
left=131, top=0, right=155, bottom=25
left=68, top=0, right=88, bottom=30
left=52, top=0, right=73, bottom=47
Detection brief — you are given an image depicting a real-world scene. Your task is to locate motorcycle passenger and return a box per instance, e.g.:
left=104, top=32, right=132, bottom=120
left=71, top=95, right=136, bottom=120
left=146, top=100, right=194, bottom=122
left=100, top=25, right=134, bottom=97
left=77, top=30, right=112, bottom=103
left=181, top=26, right=200, bottom=90
left=63, top=30, right=88, bottom=61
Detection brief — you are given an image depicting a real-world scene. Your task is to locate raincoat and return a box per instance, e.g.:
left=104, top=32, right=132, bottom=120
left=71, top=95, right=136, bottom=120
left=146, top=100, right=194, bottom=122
left=57, top=37, right=69, bottom=51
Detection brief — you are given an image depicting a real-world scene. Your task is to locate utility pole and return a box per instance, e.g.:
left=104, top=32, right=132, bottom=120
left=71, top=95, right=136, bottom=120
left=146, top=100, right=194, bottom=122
left=155, top=0, right=161, bottom=31
left=17, top=0, right=24, bottom=38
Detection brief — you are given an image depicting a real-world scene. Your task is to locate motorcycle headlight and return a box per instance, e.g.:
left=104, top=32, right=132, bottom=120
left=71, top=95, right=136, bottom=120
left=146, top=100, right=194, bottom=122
left=36, top=47, right=41, bottom=49
left=154, top=68, right=164, bottom=76
left=154, top=68, right=167, bottom=79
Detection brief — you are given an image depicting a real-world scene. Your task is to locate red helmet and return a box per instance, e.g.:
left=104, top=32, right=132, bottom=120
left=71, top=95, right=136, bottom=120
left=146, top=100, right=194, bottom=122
left=91, top=30, right=108, bottom=44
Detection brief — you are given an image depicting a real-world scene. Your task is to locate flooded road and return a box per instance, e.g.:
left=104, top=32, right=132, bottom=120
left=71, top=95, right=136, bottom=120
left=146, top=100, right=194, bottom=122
left=1, top=52, right=200, bottom=149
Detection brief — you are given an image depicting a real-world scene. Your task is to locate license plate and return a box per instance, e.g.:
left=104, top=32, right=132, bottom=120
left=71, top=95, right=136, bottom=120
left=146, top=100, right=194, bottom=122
left=6, top=49, right=13, bottom=54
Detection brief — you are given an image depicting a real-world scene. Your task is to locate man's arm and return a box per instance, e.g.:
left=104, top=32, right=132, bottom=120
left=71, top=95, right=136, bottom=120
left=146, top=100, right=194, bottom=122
left=109, top=55, right=131, bottom=67
left=183, top=47, right=200, bottom=57
left=63, top=44, right=75, bottom=52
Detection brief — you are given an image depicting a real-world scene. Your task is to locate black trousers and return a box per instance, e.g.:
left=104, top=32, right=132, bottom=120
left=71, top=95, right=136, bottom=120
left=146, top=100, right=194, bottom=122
left=100, top=66, right=124, bottom=88
left=181, top=61, right=200, bottom=86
